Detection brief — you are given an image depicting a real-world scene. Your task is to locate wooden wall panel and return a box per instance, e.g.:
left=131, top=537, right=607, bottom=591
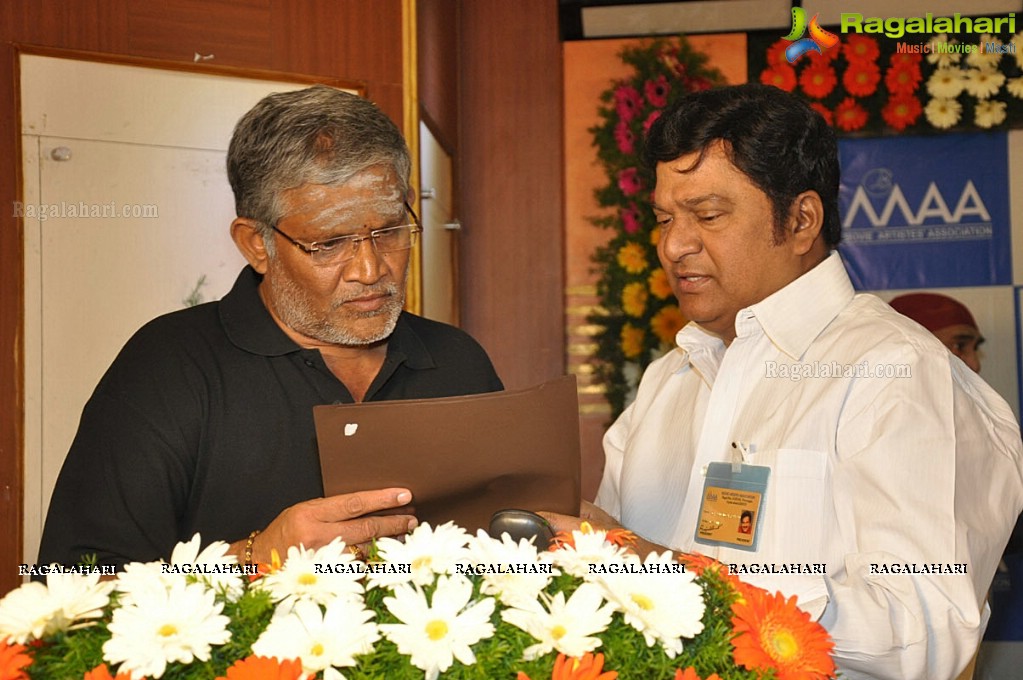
left=417, top=0, right=458, bottom=155
left=0, top=0, right=405, bottom=595
left=458, top=0, right=565, bottom=389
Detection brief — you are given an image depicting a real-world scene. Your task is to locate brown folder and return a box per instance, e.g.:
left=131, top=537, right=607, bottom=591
left=313, top=375, right=581, bottom=533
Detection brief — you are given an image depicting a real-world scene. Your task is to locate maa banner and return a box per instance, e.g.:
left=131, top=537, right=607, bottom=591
left=838, top=132, right=1011, bottom=290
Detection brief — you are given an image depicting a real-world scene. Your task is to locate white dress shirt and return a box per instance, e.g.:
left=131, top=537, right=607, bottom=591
left=596, top=251, right=1023, bottom=679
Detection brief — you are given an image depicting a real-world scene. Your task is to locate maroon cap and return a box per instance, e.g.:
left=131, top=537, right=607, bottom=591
left=889, top=293, right=978, bottom=333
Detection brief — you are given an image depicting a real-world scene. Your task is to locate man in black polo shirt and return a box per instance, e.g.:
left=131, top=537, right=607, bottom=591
left=38, top=86, right=503, bottom=569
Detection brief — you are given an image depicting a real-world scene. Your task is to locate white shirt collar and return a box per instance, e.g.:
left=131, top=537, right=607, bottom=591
left=676, top=250, right=855, bottom=362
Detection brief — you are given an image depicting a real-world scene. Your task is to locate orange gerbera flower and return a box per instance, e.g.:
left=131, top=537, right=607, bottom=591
left=83, top=663, right=137, bottom=680
left=843, top=35, right=880, bottom=63
left=518, top=652, right=618, bottom=680
left=621, top=281, right=649, bottom=318
left=217, top=655, right=308, bottom=680
left=674, top=667, right=722, bottom=680
left=842, top=60, right=880, bottom=97
left=0, top=642, right=32, bottom=680
left=807, top=102, right=833, bottom=126
left=731, top=587, right=836, bottom=680
left=616, top=242, right=648, bottom=275
left=834, top=97, right=868, bottom=132
left=798, top=63, right=837, bottom=99
left=648, top=268, right=672, bottom=300
left=651, top=305, right=685, bottom=345
left=760, top=65, right=796, bottom=93
left=550, top=521, right=636, bottom=551
left=881, top=94, right=922, bottom=131
left=884, top=62, right=922, bottom=95
left=620, top=323, right=645, bottom=359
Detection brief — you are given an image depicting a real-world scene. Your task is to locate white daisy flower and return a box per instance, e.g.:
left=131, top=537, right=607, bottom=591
left=595, top=551, right=705, bottom=658
left=116, top=534, right=244, bottom=604
left=251, top=597, right=378, bottom=677
left=1007, top=76, right=1023, bottom=99
left=963, top=68, right=1005, bottom=100
left=547, top=526, right=630, bottom=579
left=380, top=574, right=495, bottom=680
left=170, top=534, right=245, bottom=601
left=966, top=35, right=1004, bottom=71
left=925, top=68, right=965, bottom=99
left=368, top=522, right=470, bottom=589
left=103, top=580, right=230, bottom=678
left=254, top=537, right=363, bottom=613
left=114, top=560, right=173, bottom=607
left=926, top=34, right=962, bottom=68
left=465, top=530, right=555, bottom=608
left=500, top=583, right=615, bottom=660
left=975, top=99, right=1007, bottom=128
left=0, top=572, right=112, bottom=643
left=925, top=97, right=963, bottom=129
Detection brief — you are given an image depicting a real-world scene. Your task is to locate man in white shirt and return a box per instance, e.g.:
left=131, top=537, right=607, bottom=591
left=544, top=83, right=1023, bottom=679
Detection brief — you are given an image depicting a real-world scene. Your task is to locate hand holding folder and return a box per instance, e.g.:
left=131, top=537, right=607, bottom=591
left=314, top=375, right=582, bottom=533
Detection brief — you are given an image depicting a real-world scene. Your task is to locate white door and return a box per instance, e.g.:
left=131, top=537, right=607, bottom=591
left=419, top=121, right=460, bottom=325
left=19, top=54, right=336, bottom=564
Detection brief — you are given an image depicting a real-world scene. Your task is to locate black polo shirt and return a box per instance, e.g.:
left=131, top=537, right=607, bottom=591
left=38, top=266, right=503, bottom=568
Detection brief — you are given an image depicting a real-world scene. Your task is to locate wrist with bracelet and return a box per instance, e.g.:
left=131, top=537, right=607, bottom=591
left=244, top=529, right=260, bottom=568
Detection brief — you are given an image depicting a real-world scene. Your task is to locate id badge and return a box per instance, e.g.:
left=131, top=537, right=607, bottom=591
left=694, top=461, right=770, bottom=552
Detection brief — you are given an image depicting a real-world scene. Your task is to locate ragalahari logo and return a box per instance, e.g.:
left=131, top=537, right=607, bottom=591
left=783, top=7, right=840, bottom=63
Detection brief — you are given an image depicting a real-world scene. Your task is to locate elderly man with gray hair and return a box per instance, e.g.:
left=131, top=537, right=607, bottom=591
left=39, top=85, right=503, bottom=569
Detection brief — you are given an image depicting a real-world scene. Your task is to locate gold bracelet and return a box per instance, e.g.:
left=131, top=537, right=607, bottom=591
left=244, top=529, right=260, bottom=567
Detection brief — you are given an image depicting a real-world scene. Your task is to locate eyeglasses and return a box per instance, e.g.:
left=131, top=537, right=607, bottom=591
left=270, top=202, right=421, bottom=266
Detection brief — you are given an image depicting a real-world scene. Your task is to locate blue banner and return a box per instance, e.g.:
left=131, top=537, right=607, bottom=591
left=838, top=132, right=1011, bottom=290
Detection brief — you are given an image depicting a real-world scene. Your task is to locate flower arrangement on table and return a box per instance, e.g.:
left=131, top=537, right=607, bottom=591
left=0, top=522, right=835, bottom=679
left=753, top=26, right=1023, bottom=134
left=588, top=37, right=726, bottom=419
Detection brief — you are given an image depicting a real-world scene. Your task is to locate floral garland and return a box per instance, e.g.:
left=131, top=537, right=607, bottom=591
left=753, top=26, right=1023, bottom=134
left=0, top=523, right=836, bottom=679
left=588, top=37, right=726, bottom=418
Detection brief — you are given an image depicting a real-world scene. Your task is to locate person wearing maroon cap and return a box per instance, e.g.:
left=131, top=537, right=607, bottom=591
left=889, top=293, right=985, bottom=373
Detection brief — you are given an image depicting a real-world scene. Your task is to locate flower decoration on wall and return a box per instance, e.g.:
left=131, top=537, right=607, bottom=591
left=752, top=23, right=1023, bottom=135
left=1, top=524, right=836, bottom=678
left=588, top=37, right=726, bottom=418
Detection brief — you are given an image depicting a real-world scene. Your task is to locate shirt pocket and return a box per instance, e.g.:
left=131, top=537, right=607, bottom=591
left=717, top=448, right=830, bottom=612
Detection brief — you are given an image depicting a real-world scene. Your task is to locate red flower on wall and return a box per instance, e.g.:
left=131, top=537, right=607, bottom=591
left=842, top=60, right=880, bottom=97
left=843, top=35, right=880, bottom=63
left=644, top=74, right=670, bottom=107
left=808, top=102, right=833, bottom=126
left=614, top=121, right=635, bottom=154
left=798, top=63, right=837, bottom=99
left=760, top=65, right=797, bottom=92
left=613, top=85, right=643, bottom=122
left=834, top=97, right=869, bottom=131
left=765, top=38, right=791, bottom=68
left=884, top=62, right=922, bottom=95
left=881, top=94, right=923, bottom=131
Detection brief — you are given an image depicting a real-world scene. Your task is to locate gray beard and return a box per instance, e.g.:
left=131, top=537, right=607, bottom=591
left=266, top=263, right=406, bottom=346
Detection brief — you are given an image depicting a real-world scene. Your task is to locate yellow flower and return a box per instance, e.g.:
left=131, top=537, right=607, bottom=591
left=649, top=226, right=662, bottom=246
left=621, top=282, right=648, bottom=318
left=616, top=242, right=648, bottom=274
left=651, top=305, right=685, bottom=345
left=620, top=324, right=645, bottom=358
left=648, top=269, right=672, bottom=300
